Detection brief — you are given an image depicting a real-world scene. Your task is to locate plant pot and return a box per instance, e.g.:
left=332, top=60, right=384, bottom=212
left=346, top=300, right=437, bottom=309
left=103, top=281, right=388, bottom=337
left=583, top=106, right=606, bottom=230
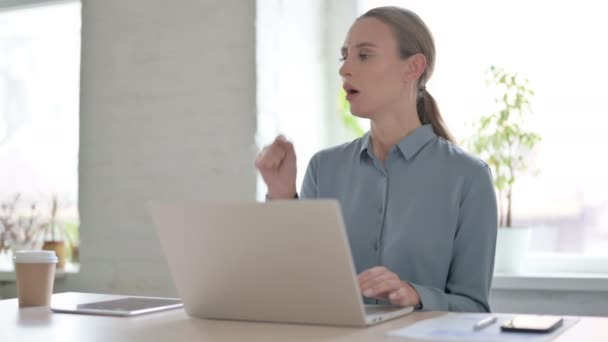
left=42, top=241, right=67, bottom=269
left=494, top=227, right=532, bottom=274
left=70, top=244, right=79, bottom=264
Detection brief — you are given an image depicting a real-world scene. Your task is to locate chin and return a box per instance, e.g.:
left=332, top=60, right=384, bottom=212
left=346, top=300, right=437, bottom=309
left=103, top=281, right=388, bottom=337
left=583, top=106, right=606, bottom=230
left=350, top=107, right=374, bottom=119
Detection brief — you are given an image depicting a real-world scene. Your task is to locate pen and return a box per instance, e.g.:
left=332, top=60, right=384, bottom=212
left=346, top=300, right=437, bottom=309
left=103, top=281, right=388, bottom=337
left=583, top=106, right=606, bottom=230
left=473, top=316, right=497, bottom=331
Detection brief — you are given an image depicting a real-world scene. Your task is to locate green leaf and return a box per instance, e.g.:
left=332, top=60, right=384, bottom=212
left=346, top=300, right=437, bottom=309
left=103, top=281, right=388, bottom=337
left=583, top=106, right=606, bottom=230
left=338, top=89, right=365, bottom=137
left=465, top=66, right=541, bottom=203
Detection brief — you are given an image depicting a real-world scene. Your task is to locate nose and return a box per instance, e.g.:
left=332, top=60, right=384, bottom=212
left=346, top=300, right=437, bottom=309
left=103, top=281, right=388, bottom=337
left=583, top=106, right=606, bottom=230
left=339, top=59, right=351, bottom=78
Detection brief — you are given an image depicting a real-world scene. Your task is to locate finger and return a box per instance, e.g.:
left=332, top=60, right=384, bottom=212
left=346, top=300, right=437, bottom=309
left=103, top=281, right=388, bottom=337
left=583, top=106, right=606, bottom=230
left=359, top=272, right=396, bottom=292
left=256, top=145, right=287, bottom=169
left=358, top=266, right=387, bottom=284
left=254, top=150, right=268, bottom=169
left=271, top=136, right=296, bottom=163
left=283, top=141, right=296, bottom=162
left=267, top=145, right=288, bottom=168
left=363, top=278, right=402, bottom=298
left=255, top=150, right=277, bottom=170
left=361, top=276, right=392, bottom=298
left=257, top=135, right=290, bottom=163
left=359, top=268, right=397, bottom=290
left=274, top=134, right=287, bottom=143
left=274, top=134, right=292, bottom=148
left=388, top=287, right=408, bottom=306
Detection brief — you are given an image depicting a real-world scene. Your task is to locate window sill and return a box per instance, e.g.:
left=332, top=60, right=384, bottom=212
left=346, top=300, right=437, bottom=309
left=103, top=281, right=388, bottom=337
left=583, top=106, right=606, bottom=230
left=0, top=263, right=79, bottom=283
left=492, top=272, right=608, bottom=292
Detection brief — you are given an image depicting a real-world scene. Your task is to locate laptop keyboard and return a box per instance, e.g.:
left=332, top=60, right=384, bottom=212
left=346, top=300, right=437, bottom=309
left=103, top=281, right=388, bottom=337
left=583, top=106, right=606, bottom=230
left=364, top=305, right=402, bottom=316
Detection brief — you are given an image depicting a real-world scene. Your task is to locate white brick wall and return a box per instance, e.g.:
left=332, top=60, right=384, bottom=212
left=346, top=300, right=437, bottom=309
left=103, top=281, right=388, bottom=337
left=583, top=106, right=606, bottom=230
left=73, top=0, right=256, bottom=296
left=15, top=0, right=257, bottom=298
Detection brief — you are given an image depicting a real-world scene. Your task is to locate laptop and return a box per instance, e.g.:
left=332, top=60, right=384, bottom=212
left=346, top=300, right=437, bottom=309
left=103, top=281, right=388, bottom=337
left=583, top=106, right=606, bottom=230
left=147, top=199, right=414, bottom=326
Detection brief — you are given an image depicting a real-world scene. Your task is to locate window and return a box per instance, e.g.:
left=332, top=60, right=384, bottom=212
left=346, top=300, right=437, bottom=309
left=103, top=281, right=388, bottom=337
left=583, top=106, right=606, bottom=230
left=358, top=0, right=608, bottom=272
left=0, top=1, right=81, bottom=267
left=255, top=1, right=334, bottom=200
left=256, top=0, right=608, bottom=274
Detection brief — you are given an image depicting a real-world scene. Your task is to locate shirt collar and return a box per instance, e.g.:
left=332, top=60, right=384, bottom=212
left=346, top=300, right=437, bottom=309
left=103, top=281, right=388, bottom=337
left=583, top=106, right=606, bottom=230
left=359, top=131, right=372, bottom=157
left=359, top=124, right=437, bottom=161
left=396, top=124, right=437, bottom=160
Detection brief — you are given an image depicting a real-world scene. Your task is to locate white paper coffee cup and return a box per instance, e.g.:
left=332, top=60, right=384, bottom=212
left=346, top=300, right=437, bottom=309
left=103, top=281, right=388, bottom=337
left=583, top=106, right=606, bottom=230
left=14, top=250, right=58, bottom=307
left=14, top=250, right=59, bottom=264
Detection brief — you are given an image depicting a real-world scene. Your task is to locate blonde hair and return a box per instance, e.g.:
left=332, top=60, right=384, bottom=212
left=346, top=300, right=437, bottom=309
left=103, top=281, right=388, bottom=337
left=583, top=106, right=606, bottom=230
left=360, top=6, right=456, bottom=143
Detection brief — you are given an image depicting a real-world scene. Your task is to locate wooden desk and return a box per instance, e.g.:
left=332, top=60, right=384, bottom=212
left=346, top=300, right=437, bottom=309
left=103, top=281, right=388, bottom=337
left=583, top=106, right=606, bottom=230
left=1, top=292, right=607, bottom=341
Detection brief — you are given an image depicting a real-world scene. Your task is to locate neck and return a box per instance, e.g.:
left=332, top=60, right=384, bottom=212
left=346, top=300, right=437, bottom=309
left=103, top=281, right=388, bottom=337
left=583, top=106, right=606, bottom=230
left=370, top=106, right=422, bottom=162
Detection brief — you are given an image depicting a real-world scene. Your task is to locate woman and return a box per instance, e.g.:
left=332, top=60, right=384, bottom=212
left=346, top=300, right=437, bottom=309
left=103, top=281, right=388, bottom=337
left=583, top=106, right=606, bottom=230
left=255, top=6, right=497, bottom=312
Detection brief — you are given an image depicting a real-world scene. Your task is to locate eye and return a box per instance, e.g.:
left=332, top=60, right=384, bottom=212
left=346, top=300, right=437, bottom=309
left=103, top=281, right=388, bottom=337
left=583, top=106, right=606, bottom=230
left=339, top=56, right=347, bottom=62
left=359, top=53, right=370, bottom=61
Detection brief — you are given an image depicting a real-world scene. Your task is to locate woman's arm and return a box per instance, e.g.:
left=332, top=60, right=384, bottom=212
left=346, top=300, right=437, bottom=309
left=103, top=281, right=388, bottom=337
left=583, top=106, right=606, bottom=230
left=411, top=164, right=498, bottom=312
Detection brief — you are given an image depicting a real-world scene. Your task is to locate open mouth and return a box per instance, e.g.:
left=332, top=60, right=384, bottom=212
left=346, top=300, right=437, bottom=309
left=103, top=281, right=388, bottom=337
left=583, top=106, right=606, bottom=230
left=344, top=84, right=360, bottom=100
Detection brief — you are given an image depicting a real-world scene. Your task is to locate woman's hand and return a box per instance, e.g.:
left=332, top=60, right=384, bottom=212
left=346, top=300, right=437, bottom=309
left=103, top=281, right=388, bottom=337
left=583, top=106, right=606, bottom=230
left=254, top=135, right=297, bottom=199
left=358, top=266, right=421, bottom=308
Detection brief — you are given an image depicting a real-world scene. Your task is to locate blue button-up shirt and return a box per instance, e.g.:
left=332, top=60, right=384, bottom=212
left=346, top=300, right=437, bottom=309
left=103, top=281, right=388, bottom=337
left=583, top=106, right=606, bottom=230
left=300, top=124, right=497, bottom=312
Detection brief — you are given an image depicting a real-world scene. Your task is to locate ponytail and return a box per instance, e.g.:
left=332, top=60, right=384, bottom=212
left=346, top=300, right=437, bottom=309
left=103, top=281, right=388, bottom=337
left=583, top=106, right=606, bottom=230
left=361, top=7, right=455, bottom=143
left=417, top=88, right=456, bottom=143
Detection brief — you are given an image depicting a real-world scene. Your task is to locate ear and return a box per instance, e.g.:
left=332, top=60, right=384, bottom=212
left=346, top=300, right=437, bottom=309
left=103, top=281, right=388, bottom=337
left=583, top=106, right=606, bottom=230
left=402, top=53, right=427, bottom=83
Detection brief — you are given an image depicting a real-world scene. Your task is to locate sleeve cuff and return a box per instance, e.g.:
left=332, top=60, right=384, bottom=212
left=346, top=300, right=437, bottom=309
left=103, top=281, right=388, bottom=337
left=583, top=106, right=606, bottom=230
left=265, top=193, right=299, bottom=200
left=409, top=282, right=448, bottom=311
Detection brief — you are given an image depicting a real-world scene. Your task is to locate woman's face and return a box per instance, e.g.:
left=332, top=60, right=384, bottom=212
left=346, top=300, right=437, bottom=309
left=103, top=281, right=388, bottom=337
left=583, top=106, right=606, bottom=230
left=339, top=18, right=421, bottom=119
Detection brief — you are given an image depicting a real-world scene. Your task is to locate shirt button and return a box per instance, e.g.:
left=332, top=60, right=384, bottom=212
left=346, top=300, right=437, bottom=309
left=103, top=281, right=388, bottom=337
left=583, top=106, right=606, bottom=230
left=373, top=241, right=379, bottom=251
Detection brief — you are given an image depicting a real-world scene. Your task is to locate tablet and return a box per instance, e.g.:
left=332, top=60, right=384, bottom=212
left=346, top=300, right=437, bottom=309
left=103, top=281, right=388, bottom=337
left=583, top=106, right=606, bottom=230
left=51, top=296, right=183, bottom=317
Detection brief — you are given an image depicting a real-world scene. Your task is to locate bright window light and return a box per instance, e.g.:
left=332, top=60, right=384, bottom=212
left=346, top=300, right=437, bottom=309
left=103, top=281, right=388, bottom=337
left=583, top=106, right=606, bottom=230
left=359, top=0, right=608, bottom=257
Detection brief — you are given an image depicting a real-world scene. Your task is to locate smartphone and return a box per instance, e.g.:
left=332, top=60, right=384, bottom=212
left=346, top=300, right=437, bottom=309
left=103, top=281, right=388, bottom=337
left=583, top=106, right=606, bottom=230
left=501, top=315, right=563, bottom=333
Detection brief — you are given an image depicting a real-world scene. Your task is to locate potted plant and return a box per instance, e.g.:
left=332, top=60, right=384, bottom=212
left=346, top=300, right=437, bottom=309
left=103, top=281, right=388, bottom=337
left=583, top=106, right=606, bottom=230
left=0, top=195, right=20, bottom=268
left=0, top=194, right=77, bottom=270
left=0, top=194, right=47, bottom=268
left=0, top=194, right=45, bottom=252
left=41, top=195, right=70, bottom=269
left=468, top=66, right=542, bottom=273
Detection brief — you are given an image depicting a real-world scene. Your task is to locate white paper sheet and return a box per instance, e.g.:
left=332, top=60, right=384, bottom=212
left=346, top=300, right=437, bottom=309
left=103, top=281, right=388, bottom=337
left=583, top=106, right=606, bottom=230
left=387, top=313, right=578, bottom=342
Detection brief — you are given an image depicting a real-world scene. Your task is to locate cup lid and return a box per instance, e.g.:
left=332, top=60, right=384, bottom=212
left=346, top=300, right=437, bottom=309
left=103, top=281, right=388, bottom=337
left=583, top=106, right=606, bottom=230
left=13, top=250, right=58, bottom=263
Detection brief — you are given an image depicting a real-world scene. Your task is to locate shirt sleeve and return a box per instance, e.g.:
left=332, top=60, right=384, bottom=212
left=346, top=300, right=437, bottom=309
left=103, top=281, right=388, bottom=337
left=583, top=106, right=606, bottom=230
left=300, top=152, right=319, bottom=199
left=410, top=164, right=498, bottom=312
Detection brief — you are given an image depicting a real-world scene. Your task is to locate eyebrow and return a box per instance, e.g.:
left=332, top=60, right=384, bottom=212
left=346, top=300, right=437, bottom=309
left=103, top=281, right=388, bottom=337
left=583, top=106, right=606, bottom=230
left=341, top=42, right=377, bottom=56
